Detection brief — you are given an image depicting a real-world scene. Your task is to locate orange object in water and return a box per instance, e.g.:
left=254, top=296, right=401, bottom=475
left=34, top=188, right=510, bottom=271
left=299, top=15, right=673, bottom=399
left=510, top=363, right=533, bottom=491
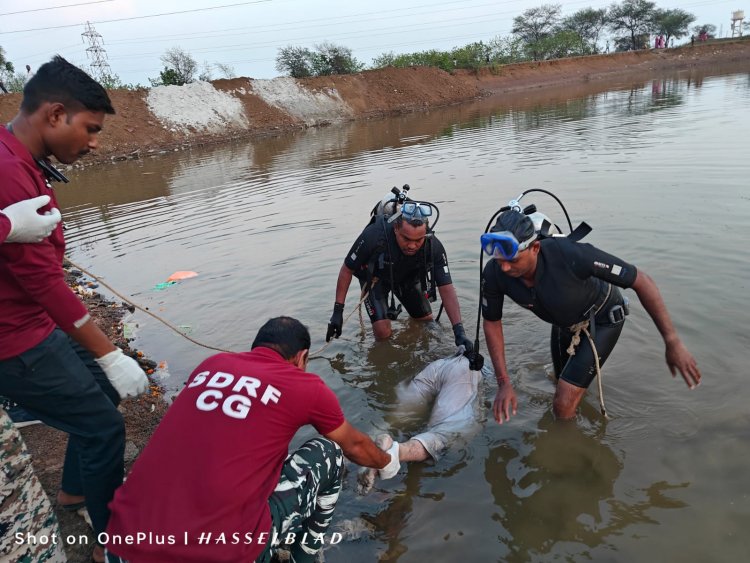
left=167, top=271, right=198, bottom=282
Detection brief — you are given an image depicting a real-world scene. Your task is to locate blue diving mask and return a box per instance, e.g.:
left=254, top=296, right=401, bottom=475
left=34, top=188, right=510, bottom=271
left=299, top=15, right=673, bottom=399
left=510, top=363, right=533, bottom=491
left=400, top=202, right=433, bottom=222
left=480, top=231, right=536, bottom=260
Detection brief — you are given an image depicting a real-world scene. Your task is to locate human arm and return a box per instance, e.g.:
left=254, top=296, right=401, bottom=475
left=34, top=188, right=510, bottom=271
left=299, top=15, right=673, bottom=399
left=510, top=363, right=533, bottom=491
left=334, top=263, right=354, bottom=305
left=1, top=196, right=61, bottom=243
left=630, top=269, right=701, bottom=389
left=437, top=283, right=473, bottom=352
left=326, top=263, right=355, bottom=341
left=324, top=420, right=393, bottom=469
left=483, top=318, right=517, bottom=423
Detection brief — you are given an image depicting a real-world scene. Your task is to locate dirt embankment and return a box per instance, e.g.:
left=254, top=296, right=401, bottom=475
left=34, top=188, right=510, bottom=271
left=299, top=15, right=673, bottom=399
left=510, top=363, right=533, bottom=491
left=1, top=40, right=749, bottom=168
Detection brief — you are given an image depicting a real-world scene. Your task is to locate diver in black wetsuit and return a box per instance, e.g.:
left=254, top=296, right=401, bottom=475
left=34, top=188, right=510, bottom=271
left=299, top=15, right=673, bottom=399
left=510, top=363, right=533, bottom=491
left=481, top=210, right=701, bottom=421
left=326, top=203, right=472, bottom=349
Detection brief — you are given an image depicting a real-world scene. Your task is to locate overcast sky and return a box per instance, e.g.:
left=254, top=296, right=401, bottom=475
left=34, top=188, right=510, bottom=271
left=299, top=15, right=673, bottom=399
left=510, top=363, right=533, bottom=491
left=0, top=0, right=742, bottom=85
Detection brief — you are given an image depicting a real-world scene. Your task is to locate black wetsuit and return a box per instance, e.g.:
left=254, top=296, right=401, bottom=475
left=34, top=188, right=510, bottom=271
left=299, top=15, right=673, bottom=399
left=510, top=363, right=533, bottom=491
left=482, top=237, right=637, bottom=388
left=344, top=218, right=452, bottom=322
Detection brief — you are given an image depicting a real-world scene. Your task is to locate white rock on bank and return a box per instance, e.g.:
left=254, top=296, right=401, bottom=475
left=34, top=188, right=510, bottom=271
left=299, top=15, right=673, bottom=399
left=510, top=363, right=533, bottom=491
left=250, top=77, right=353, bottom=126
left=146, top=81, right=249, bottom=133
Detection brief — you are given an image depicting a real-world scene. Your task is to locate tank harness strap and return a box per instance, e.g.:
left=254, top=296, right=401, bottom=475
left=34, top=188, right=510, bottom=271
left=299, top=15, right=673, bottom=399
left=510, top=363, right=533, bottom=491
left=566, top=282, right=613, bottom=419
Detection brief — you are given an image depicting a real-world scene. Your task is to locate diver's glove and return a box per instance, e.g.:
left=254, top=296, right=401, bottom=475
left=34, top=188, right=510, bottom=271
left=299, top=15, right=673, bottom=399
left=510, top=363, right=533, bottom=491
left=3, top=196, right=62, bottom=243
left=452, top=322, right=473, bottom=353
left=379, top=441, right=401, bottom=480
left=95, top=348, right=149, bottom=399
left=326, top=302, right=345, bottom=342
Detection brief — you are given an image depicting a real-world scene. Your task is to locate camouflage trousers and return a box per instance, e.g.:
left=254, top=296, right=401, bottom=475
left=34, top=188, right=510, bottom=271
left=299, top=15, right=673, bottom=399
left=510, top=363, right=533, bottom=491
left=258, top=438, right=344, bottom=563
left=0, top=409, right=66, bottom=562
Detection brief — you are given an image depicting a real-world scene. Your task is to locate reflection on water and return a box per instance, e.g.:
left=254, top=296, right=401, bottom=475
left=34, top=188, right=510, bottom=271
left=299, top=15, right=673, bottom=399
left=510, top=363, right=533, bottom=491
left=57, top=66, right=750, bottom=561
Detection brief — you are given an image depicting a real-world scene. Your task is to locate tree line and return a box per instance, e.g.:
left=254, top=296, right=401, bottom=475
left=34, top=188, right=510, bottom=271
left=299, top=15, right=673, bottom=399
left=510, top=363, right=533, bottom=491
left=0, top=0, right=737, bottom=91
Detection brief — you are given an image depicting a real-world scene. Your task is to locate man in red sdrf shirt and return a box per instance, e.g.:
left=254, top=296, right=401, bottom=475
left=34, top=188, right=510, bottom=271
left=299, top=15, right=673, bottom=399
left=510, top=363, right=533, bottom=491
left=106, top=317, right=402, bottom=563
left=0, top=56, right=148, bottom=563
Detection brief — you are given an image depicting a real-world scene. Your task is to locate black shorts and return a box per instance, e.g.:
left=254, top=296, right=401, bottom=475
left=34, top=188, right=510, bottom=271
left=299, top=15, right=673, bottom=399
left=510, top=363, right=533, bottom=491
left=550, top=290, right=627, bottom=388
left=359, top=277, right=432, bottom=322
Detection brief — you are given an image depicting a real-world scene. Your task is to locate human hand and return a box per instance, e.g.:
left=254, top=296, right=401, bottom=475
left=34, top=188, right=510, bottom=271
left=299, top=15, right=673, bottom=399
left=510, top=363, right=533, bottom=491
left=665, top=339, right=701, bottom=389
left=452, top=322, right=473, bottom=353
left=3, top=195, right=62, bottom=243
left=378, top=441, right=401, bottom=480
left=95, top=349, right=149, bottom=399
left=493, top=383, right=517, bottom=424
left=326, top=302, right=344, bottom=342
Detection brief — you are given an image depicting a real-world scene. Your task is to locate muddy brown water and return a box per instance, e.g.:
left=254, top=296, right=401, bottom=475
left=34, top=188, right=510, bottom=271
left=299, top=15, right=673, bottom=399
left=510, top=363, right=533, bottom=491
left=58, top=69, right=750, bottom=561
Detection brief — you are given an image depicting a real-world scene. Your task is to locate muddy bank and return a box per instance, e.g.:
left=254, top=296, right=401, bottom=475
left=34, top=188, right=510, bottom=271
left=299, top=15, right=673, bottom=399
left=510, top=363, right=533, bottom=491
left=1, top=40, right=749, bottom=168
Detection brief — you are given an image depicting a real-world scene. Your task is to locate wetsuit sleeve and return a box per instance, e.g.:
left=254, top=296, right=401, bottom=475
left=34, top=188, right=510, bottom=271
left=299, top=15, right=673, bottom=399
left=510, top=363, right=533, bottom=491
left=562, top=240, right=638, bottom=288
left=481, top=260, right=505, bottom=321
left=0, top=162, right=89, bottom=331
left=308, top=381, right=346, bottom=435
left=343, top=223, right=378, bottom=272
left=0, top=213, right=10, bottom=243
left=430, top=236, right=453, bottom=286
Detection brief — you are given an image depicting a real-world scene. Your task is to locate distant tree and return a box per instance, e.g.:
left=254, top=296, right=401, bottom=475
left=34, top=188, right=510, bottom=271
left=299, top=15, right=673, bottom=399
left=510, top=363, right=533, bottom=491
left=543, top=30, right=592, bottom=58
left=512, top=4, right=562, bottom=60
left=98, top=72, right=124, bottom=90
left=215, top=62, right=236, bottom=79
left=562, top=7, right=609, bottom=53
left=311, top=42, right=363, bottom=76
left=652, top=9, right=695, bottom=47
left=371, top=51, right=398, bottom=68
left=692, top=24, right=717, bottom=39
left=150, top=47, right=198, bottom=86
left=276, top=45, right=314, bottom=78
left=451, top=41, right=490, bottom=69
left=198, top=61, right=212, bottom=82
left=149, top=67, right=181, bottom=87
left=0, top=46, right=14, bottom=93
left=608, top=0, right=656, bottom=51
left=487, top=35, right=526, bottom=64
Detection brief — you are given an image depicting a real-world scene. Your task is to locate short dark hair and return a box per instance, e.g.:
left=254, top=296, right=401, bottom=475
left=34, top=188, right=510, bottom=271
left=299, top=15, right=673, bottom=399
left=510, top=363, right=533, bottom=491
left=492, top=210, right=536, bottom=243
left=21, top=55, right=115, bottom=115
left=394, top=215, right=429, bottom=229
left=251, top=317, right=311, bottom=360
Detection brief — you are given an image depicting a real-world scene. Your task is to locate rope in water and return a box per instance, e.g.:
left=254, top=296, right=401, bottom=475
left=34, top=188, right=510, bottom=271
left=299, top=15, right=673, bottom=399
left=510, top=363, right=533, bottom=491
left=566, top=320, right=609, bottom=420
left=308, top=279, right=378, bottom=359
left=68, top=258, right=374, bottom=359
left=67, top=258, right=235, bottom=353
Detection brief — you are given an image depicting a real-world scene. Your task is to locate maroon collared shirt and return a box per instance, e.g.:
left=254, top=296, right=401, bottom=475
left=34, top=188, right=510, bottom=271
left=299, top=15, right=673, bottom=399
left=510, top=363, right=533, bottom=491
left=0, top=127, right=88, bottom=359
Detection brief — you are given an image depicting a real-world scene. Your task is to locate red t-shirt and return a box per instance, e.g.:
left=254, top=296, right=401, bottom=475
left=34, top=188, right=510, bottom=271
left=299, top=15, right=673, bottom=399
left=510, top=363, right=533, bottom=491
left=106, top=347, right=346, bottom=562
left=0, top=127, right=88, bottom=359
left=0, top=213, right=10, bottom=242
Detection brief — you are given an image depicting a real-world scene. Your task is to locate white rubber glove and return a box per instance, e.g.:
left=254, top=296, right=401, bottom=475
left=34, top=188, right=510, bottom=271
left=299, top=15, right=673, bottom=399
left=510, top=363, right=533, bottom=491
left=95, top=348, right=149, bottom=399
left=3, top=196, right=62, bottom=243
left=378, top=441, right=401, bottom=480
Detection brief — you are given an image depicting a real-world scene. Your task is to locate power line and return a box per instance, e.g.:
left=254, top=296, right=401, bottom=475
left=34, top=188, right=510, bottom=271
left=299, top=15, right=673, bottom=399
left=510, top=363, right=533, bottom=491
left=0, top=0, right=114, bottom=17
left=0, top=0, right=273, bottom=35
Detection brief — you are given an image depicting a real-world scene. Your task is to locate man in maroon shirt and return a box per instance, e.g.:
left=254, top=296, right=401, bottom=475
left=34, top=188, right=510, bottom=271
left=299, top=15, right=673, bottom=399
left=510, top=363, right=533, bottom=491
left=106, top=317, right=402, bottom=563
left=0, top=56, right=148, bottom=563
